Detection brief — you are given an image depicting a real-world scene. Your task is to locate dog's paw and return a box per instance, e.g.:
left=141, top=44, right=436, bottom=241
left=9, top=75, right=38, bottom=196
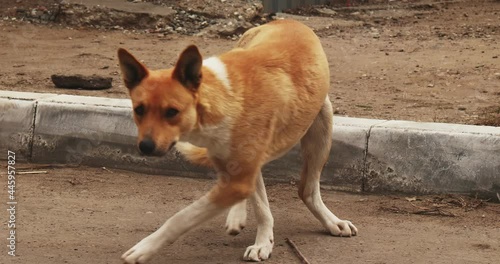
left=226, top=219, right=246, bottom=236
left=225, top=204, right=247, bottom=236
left=326, top=219, right=358, bottom=237
left=243, top=241, right=274, bottom=262
left=121, top=236, right=162, bottom=264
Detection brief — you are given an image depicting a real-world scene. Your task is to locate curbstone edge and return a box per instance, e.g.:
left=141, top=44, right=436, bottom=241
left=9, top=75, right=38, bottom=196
left=1, top=91, right=499, bottom=199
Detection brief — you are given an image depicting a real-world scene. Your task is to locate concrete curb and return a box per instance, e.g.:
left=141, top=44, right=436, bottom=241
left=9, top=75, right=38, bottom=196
left=1, top=91, right=499, bottom=199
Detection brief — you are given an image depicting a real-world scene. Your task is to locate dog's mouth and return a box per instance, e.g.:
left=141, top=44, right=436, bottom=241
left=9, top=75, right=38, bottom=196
left=137, top=141, right=177, bottom=157
left=168, top=141, right=177, bottom=151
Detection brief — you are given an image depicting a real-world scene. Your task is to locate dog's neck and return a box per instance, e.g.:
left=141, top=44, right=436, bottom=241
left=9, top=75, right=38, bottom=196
left=195, top=56, right=242, bottom=129
left=179, top=59, right=241, bottom=158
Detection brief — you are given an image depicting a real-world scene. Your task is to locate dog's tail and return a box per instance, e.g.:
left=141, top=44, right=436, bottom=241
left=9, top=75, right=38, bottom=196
left=175, top=142, right=212, bottom=168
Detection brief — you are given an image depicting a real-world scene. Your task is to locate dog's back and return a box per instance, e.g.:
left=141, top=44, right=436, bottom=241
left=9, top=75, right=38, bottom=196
left=219, top=19, right=331, bottom=162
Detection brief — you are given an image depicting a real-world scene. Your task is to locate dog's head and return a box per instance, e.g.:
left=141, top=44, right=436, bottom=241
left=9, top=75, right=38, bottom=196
left=117, top=45, right=202, bottom=156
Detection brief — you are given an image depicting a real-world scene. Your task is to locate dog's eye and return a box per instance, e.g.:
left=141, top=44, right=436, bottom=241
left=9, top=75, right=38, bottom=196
left=134, top=105, right=145, bottom=116
left=165, top=108, right=179, bottom=119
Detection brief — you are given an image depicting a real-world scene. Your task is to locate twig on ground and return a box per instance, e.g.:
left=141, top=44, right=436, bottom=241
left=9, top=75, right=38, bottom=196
left=285, top=238, right=310, bottom=264
left=380, top=203, right=456, bottom=217
left=14, top=164, right=78, bottom=170
left=102, top=167, right=114, bottom=173
left=411, top=206, right=456, bottom=217
left=17, top=170, right=48, bottom=175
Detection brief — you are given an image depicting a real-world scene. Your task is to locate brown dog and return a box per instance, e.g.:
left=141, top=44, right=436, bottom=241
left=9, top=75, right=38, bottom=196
left=118, top=19, right=357, bottom=263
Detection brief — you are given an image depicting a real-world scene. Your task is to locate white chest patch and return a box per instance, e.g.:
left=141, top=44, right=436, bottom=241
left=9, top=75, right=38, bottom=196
left=179, top=117, right=232, bottom=159
left=203, top=57, right=231, bottom=91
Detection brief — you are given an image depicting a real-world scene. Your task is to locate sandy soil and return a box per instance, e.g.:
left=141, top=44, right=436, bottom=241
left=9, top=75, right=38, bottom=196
left=1, top=165, right=499, bottom=264
left=1, top=0, right=499, bottom=126
left=1, top=2, right=499, bottom=263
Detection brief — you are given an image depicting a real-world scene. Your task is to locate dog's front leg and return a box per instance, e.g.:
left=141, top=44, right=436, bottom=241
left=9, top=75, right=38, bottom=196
left=121, top=171, right=258, bottom=264
left=121, top=193, right=224, bottom=264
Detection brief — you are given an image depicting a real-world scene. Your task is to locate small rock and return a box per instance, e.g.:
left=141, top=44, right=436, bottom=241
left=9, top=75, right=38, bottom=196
left=458, top=106, right=466, bottom=111
left=51, top=74, right=112, bottom=90
left=427, top=83, right=434, bottom=88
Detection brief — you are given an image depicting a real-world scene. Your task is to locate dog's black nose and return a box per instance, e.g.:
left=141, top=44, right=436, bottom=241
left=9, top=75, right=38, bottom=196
left=139, top=139, right=156, bottom=155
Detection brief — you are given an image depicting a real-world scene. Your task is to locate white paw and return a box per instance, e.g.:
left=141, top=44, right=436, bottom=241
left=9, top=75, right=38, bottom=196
left=225, top=204, right=247, bottom=236
left=243, top=240, right=274, bottom=262
left=121, top=236, right=162, bottom=264
left=326, top=219, right=358, bottom=237
left=226, top=219, right=246, bottom=236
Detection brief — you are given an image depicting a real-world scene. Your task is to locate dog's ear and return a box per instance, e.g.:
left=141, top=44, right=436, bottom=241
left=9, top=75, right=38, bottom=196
left=173, top=45, right=202, bottom=91
left=117, top=48, right=148, bottom=90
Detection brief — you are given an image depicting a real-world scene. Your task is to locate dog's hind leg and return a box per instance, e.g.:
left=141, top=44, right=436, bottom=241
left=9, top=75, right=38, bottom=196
left=225, top=199, right=247, bottom=236
left=298, top=96, right=358, bottom=237
left=243, top=172, right=274, bottom=261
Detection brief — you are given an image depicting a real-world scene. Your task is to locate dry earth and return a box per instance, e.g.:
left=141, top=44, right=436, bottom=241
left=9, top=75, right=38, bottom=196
left=0, top=0, right=499, bottom=125
left=1, top=2, right=499, bottom=264
left=1, top=165, right=499, bottom=264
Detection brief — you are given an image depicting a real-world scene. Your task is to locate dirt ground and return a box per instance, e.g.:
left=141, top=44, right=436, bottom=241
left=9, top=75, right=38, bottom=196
left=1, top=164, right=499, bottom=264
left=1, top=2, right=499, bottom=263
left=0, top=0, right=499, bottom=126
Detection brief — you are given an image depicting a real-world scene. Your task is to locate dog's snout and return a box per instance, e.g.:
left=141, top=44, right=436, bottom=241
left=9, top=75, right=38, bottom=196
left=139, top=139, right=156, bottom=155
